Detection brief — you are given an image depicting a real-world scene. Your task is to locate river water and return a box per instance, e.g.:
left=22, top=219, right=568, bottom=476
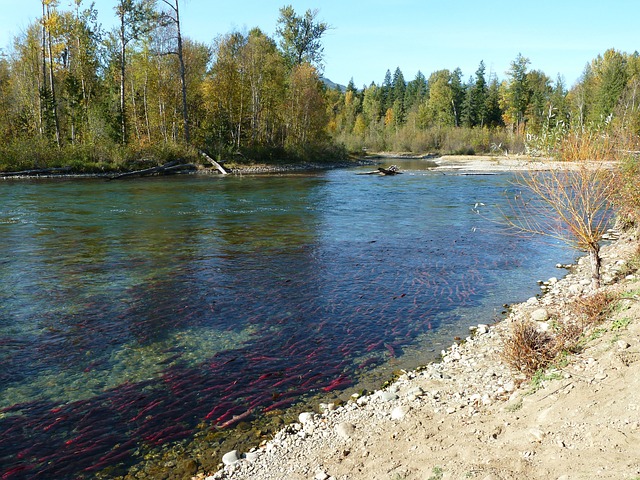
left=0, top=161, right=575, bottom=478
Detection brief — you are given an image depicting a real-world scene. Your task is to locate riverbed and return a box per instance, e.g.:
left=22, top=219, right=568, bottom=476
left=0, top=160, right=575, bottom=478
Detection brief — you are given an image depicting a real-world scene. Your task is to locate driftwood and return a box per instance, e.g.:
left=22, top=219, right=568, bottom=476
left=0, top=166, right=73, bottom=177
left=199, top=150, right=229, bottom=175
left=109, top=161, right=196, bottom=180
left=357, top=165, right=403, bottom=176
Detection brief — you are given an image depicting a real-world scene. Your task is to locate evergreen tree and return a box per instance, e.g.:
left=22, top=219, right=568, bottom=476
left=391, top=67, right=406, bottom=124
left=485, top=74, right=503, bottom=128
left=525, top=69, right=552, bottom=133
left=380, top=69, right=392, bottom=115
left=450, top=67, right=465, bottom=127
left=404, top=70, right=427, bottom=113
left=464, top=61, right=488, bottom=127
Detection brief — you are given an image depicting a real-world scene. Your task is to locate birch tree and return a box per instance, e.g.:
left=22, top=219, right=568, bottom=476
left=114, top=0, right=156, bottom=144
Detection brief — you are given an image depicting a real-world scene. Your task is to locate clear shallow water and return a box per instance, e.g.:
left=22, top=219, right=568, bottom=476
left=0, top=162, right=575, bottom=478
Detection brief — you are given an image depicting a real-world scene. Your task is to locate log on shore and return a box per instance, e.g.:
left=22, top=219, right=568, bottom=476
left=0, top=166, right=73, bottom=177
left=109, top=161, right=196, bottom=180
left=199, top=150, right=229, bottom=175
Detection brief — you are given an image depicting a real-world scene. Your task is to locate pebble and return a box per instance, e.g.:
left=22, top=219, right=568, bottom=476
left=299, top=412, right=314, bottom=424
left=245, top=451, right=260, bottom=462
left=314, top=469, right=329, bottom=480
left=391, top=406, right=410, bottom=420
left=593, top=372, right=608, bottom=381
left=379, top=391, right=398, bottom=402
left=335, top=422, right=356, bottom=439
left=529, top=428, right=545, bottom=442
left=222, top=450, right=240, bottom=466
left=617, top=340, right=631, bottom=350
left=407, top=387, right=424, bottom=400
left=569, top=284, right=583, bottom=295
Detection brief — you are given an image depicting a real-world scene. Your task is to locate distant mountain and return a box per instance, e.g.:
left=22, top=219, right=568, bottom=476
left=321, top=77, right=346, bottom=92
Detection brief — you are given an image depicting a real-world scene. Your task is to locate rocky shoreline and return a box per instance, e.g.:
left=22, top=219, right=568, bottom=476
left=201, top=227, right=640, bottom=480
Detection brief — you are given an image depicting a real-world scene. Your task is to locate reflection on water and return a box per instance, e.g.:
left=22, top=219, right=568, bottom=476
left=0, top=163, right=575, bottom=478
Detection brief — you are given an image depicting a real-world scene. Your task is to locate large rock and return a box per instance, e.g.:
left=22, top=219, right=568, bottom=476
left=531, top=308, right=549, bottom=322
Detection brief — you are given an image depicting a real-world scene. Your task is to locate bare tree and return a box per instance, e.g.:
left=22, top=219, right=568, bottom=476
left=504, top=161, right=617, bottom=289
left=159, top=0, right=189, bottom=143
left=42, top=0, right=61, bottom=146
left=114, top=0, right=156, bottom=144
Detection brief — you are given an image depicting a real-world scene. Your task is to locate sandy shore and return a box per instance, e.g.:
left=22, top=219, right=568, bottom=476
left=202, top=226, right=640, bottom=480
left=431, top=155, right=619, bottom=172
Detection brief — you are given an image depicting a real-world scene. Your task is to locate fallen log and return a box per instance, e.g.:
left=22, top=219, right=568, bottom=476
left=357, top=165, right=403, bottom=176
left=0, top=166, right=73, bottom=177
left=109, top=161, right=195, bottom=180
left=199, top=150, right=229, bottom=175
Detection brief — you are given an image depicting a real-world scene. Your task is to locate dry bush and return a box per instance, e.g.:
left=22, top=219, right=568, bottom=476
left=502, top=320, right=558, bottom=376
left=554, top=321, right=584, bottom=353
left=556, top=128, right=617, bottom=162
left=571, top=291, right=619, bottom=328
left=614, top=155, right=640, bottom=226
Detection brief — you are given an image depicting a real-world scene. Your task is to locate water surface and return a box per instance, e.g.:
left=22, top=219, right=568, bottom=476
left=0, top=162, right=574, bottom=478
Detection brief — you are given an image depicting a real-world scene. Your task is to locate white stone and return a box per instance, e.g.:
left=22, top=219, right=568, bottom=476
left=526, top=297, right=539, bottom=305
left=391, top=406, right=410, bottom=420
left=531, top=308, right=549, bottom=322
left=476, top=324, right=489, bottom=334
left=222, top=450, right=239, bottom=466
left=298, top=412, right=314, bottom=424
left=335, top=422, right=356, bottom=439
left=315, top=470, right=330, bottom=480
left=529, top=428, right=545, bottom=442
left=379, top=391, right=398, bottom=402
left=547, top=277, right=558, bottom=284
left=536, top=321, right=550, bottom=332
left=617, top=340, right=631, bottom=350
left=569, top=284, right=583, bottom=295
left=407, top=387, right=425, bottom=399
left=245, top=451, right=260, bottom=462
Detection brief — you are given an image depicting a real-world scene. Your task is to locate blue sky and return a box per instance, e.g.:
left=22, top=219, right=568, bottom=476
left=1, top=0, right=638, bottom=88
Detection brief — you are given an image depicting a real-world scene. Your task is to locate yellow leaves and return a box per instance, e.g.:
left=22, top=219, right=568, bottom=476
left=384, top=108, right=394, bottom=126
left=344, top=90, right=354, bottom=107
left=352, top=114, right=366, bottom=135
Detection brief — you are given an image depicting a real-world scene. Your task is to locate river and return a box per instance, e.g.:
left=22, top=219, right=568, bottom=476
left=0, top=160, right=575, bottom=478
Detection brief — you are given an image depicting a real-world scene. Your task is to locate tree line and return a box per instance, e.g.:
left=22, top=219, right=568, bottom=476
left=0, top=1, right=335, bottom=171
left=1, top=1, right=639, bottom=172
left=330, top=50, right=640, bottom=157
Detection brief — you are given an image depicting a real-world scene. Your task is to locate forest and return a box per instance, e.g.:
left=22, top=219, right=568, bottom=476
left=1, top=0, right=640, bottom=172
